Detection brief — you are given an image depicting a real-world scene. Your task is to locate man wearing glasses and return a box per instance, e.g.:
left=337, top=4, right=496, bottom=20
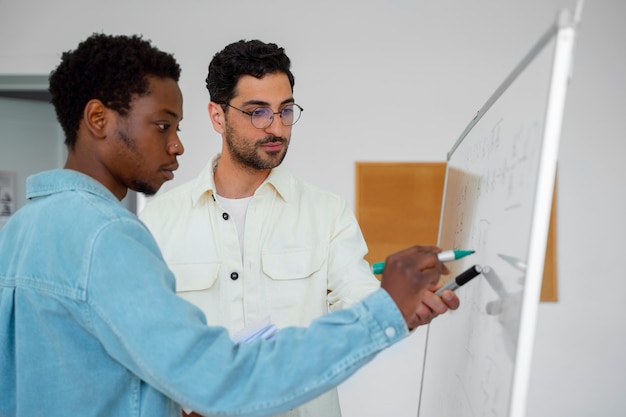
left=140, top=40, right=382, bottom=417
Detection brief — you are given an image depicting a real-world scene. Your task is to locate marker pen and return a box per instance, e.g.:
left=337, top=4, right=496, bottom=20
left=371, top=249, right=474, bottom=275
left=435, top=264, right=483, bottom=295
left=437, top=249, right=475, bottom=263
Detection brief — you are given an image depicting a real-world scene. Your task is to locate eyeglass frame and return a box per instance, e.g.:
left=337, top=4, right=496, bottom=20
left=222, top=102, right=303, bottom=129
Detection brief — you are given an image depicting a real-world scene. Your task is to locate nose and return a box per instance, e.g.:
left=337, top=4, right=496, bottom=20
left=168, top=137, right=184, bottom=155
left=263, top=115, right=288, bottom=136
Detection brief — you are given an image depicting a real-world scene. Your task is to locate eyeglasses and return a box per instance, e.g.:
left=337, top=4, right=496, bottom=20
left=224, top=103, right=303, bottom=129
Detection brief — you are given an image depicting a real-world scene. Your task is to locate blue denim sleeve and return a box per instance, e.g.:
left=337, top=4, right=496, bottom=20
left=86, top=217, right=408, bottom=417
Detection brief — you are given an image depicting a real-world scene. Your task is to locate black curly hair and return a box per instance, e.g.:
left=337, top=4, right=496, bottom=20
left=49, top=33, right=181, bottom=149
left=205, top=39, right=295, bottom=105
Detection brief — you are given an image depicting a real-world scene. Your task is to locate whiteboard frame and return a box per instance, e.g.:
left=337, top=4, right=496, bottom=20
left=508, top=12, right=577, bottom=417
left=419, top=8, right=579, bottom=417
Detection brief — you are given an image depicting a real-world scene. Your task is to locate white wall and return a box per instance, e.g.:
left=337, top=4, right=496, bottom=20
left=1, top=1, right=624, bottom=416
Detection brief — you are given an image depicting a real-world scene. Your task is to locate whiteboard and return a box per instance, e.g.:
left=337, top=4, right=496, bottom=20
left=418, top=8, right=578, bottom=417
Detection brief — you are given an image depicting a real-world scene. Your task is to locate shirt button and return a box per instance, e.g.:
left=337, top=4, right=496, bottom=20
left=222, top=212, right=229, bottom=220
left=385, top=327, right=396, bottom=338
left=230, top=272, right=239, bottom=280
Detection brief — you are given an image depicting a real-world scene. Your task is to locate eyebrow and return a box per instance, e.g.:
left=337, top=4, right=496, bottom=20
left=162, top=109, right=182, bottom=120
left=240, top=97, right=295, bottom=107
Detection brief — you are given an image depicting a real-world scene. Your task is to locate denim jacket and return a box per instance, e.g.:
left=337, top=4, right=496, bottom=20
left=0, top=169, right=408, bottom=417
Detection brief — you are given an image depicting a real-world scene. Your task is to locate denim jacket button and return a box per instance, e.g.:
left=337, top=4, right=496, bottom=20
left=385, top=327, right=396, bottom=338
left=230, top=272, right=239, bottom=280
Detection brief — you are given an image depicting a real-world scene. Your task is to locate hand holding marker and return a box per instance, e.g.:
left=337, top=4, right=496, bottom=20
left=371, top=249, right=482, bottom=294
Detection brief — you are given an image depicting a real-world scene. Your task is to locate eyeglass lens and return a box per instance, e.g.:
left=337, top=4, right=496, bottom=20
left=251, top=105, right=302, bottom=128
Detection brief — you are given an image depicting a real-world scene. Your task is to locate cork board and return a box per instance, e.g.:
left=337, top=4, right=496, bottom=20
left=355, top=162, right=557, bottom=302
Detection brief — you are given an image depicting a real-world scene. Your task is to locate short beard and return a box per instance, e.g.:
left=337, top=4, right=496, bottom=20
left=116, top=128, right=137, bottom=151
left=133, top=180, right=158, bottom=196
left=225, top=125, right=289, bottom=171
left=117, top=128, right=158, bottom=196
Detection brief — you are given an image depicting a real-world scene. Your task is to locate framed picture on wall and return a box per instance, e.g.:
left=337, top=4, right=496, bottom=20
left=0, top=169, right=16, bottom=229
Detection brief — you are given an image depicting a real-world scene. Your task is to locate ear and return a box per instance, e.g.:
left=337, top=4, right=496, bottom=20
left=208, top=101, right=226, bottom=134
left=84, top=99, right=109, bottom=138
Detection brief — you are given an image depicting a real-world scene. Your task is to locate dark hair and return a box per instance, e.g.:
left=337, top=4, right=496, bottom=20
left=205, top=39, right=295, bottom=105
left=48, top=33, right=181, bottom=149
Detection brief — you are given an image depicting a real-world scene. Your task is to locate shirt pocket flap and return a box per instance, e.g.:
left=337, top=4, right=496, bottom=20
left=262, top=247, right=324, bottom=280
left=170, top=262, right=220, bottom=292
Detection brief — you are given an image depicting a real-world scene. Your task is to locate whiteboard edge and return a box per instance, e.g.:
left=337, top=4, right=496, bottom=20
left=508, top=20, right=577, bottom=417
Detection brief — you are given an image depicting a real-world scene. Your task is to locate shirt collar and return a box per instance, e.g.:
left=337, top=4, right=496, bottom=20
left=27, top=169, right=120, bottom=204
left=189, top=154, right=293, bottom=206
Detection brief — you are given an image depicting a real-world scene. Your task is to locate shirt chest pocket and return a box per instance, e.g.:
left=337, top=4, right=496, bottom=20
left=170, top=262, right=220, bottom=292
left=261, top=246, right=325, bottom=280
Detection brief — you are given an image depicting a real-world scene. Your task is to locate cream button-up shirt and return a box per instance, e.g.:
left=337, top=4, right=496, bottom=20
left=140, top=155, right=381, bottom=417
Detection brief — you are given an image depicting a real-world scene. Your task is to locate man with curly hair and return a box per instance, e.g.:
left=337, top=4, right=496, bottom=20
left=140, top=39, right=382, bottom=417
left=0, top=33, right=459, bottom=417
